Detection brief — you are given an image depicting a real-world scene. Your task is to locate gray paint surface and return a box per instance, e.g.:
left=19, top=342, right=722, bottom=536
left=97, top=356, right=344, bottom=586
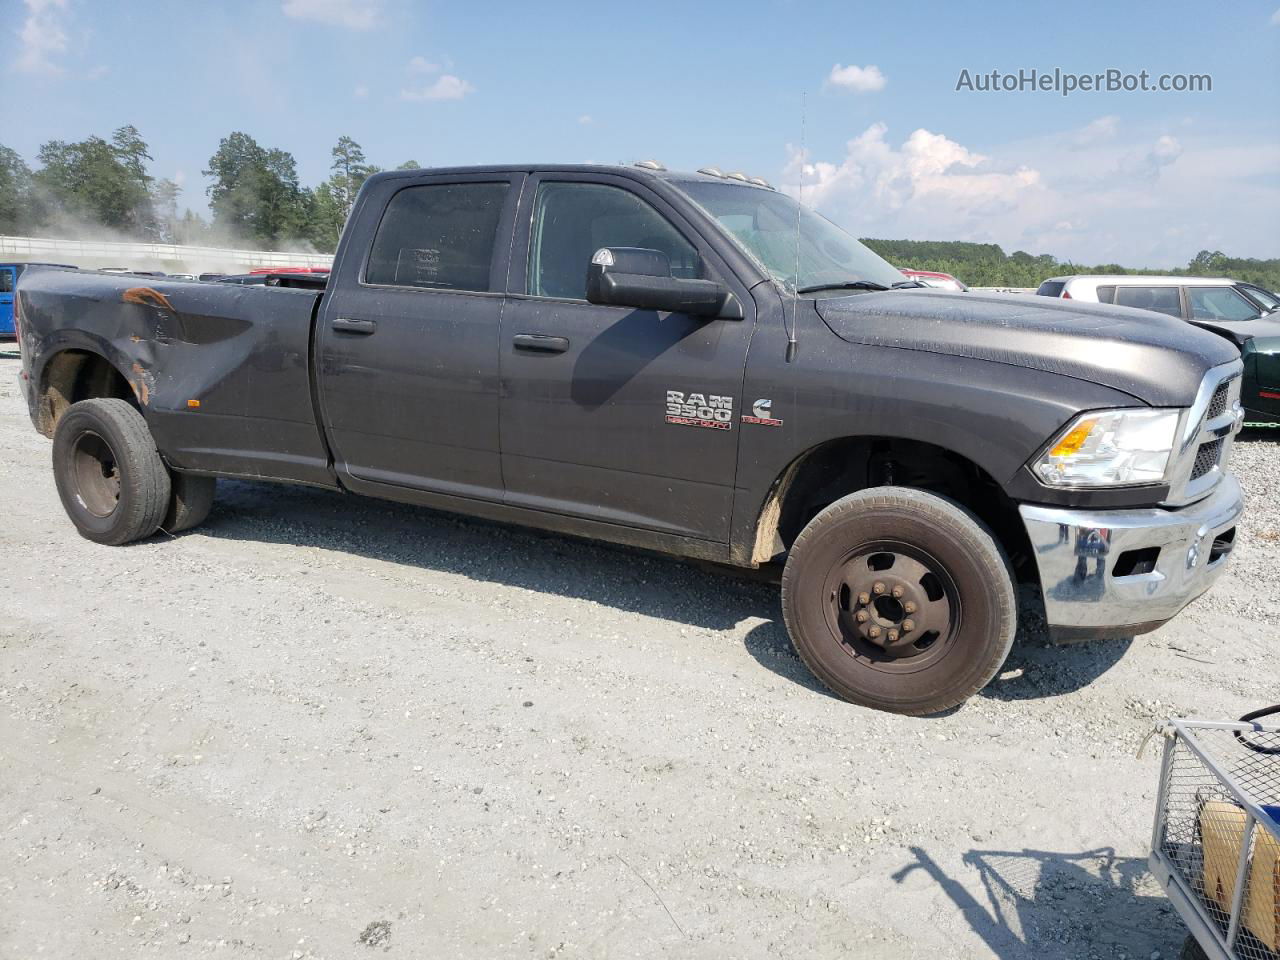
left=14, top=164, right=1239, bottom=566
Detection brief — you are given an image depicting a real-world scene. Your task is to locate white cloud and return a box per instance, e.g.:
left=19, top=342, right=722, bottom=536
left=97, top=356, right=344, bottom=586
left=578, top=114, right=594, bottom=125
left=15, top=0, right=69, bottom=75
left=353, top=84, right=369, bottom=99
left=1071, top=115, right=1119, bottom=148
left=787, top=122, right=1034, bottom=220
left=1271, top=6, right=1280, bottom=24
left=281, top=0, right=379, bottom=30
left=86, top=64, right=109, bottom=81
left=401, top=74, right=474, bottom=102
left=1117, top=134, right=1183, bottom=181
left=408, top=55, right=441, bottom=73
left=780, top=121, right=1277, bottom=266
left=826, top=63, right=886, bottom=93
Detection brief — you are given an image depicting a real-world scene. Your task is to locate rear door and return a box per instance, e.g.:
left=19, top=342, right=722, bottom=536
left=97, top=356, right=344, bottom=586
left=498, top=173, right=755, bottom=541
left=316, top=173, right=523, bottom=501
left=0, top=266, right=15, bottom=336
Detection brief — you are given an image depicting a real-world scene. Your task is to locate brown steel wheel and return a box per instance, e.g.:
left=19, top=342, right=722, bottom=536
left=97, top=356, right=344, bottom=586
left=781, top=487, right=1016, bottom=715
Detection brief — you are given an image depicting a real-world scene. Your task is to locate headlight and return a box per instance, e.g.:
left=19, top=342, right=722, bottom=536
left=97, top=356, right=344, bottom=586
left=1034, top=409, right=1180, bottom=487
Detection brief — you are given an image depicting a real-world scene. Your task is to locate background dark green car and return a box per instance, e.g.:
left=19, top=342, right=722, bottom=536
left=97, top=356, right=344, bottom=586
left=1086, top=280, right=1280, bottom=424
left=1203, top=283, right=1280, bottom=424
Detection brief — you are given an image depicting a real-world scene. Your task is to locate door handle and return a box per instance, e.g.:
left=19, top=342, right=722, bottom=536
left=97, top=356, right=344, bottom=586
left=513, top=334, right=570, bottom=354
left=332, top=317, right=376, bottom=335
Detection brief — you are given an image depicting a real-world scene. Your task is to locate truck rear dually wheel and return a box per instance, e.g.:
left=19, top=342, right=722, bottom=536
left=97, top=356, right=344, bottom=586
left=163, top=473, right=216, bottom=534
left=781, top=487, right=1016, bottom=715
left=52, top=398, right=172, bottom=545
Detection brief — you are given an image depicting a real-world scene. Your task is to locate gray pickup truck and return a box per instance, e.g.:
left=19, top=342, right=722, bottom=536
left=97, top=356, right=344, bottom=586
left=14, top=163, right=1246, bottom=714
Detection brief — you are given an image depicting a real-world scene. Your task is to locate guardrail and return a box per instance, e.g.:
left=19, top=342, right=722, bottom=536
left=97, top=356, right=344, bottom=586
left=0, top=235, right=333, bottom=272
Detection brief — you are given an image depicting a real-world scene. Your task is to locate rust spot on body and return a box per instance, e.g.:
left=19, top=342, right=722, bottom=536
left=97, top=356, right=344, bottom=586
left=129, top=361, right=154, bottom=405
left=122, top=287, right=174, bottom=311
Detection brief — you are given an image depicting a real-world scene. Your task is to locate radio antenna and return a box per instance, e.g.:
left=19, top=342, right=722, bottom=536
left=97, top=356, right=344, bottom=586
left=786, top=92, right=805, bottom=363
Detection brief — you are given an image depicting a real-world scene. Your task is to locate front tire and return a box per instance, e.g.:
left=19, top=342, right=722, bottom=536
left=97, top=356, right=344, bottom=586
left=52, top=398, right=171, bottom=545
left=781, top=487, right=1016, bottom=715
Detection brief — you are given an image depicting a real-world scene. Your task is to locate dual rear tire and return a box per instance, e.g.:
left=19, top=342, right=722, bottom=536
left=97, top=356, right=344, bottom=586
left=52, top=398, right=215, bottom=545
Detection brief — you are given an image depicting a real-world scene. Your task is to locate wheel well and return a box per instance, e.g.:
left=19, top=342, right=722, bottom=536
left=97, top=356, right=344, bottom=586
left=753, top=437, right=1035, bottom=580
left=36, top=350, right=136, bottom=437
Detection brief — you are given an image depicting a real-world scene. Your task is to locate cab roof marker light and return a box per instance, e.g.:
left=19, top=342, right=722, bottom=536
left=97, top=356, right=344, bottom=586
left=634, top=160, right=666, bottom=171
left=748, top=176, right=773, bottom=189
left=697, top=166, right=726, bottom=178
left=726, top=171, right=749, bottom=182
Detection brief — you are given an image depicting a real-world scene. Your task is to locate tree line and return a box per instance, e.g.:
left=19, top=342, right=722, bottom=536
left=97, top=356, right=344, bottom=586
left=860, top=238, right=1280, bottom=291
left=0, top=126, right=416, bottom=253
left=0, top=126, right=1275, bottom=287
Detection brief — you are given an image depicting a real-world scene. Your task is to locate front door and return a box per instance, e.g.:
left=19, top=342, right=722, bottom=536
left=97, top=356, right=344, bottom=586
left=0, top=267, right=15, bottom=336
left=499, top=174, right=755, bottom=541
left=317, top=174, right=522, bottom=501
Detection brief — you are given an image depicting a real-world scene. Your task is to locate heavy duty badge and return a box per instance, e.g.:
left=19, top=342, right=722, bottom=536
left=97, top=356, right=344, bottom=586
left=666, top=391, right=734, bottom=430
left=742, top=398, right=783, bottom=427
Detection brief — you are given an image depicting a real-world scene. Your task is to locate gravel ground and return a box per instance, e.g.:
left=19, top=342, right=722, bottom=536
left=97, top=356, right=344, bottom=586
left=1, top=347, right=1277, bottom=959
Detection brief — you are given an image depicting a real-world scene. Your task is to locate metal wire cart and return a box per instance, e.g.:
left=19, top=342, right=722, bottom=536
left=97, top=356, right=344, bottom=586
left=1150, top=714, right=1280, bottom=960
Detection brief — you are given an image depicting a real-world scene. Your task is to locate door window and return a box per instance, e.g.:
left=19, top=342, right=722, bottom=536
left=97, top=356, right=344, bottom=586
left=366, top=182, right=509, bottom=292
left=1187, top=286, right=1261, bottom=322
left=0, top=269, right=13, bottom=293
left=527, top=182, right=700, bottom=300
left=1114, top=285, right=1182, bottom=317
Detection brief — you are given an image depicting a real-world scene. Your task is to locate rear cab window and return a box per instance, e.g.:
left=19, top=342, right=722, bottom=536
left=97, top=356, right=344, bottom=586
left=366, top=182, right=509, bottom=292
left=1114, top=286, right=1183, bottom=318
left=1036, top=281, right=1065, bottom=297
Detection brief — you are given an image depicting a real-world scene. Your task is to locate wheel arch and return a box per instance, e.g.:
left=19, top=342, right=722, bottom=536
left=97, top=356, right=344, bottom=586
left=744, top=435, right=1033, bottom=578
left=34, top=347, right=140, bottom=438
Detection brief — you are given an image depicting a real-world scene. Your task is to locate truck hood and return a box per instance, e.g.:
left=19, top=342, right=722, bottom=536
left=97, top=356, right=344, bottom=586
left=815, top=289, right=1240, bottom=406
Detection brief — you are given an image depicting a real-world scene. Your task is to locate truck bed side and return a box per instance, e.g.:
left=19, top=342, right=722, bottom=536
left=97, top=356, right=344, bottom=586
left=18, top=270, right=336, bottom=487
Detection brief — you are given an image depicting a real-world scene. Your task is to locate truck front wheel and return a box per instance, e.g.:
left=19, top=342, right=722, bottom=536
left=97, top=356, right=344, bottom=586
left=52, top=398, right=172, bottom=546
left=781, top=487, right=1016, bottom=715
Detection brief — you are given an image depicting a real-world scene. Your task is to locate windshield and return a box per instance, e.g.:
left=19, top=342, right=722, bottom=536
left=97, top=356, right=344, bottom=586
left=674, top=180, right=907, bottom=293
left=1242, top=284, right=1280, bottom=312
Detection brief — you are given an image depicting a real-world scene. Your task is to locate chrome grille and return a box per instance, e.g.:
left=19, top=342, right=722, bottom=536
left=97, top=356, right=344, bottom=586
left=1164, top=363, right=1242, bottom=506
left=1192, top=438, right=1224, bottom=481
left=1208, top=381, right=1230, bottom=419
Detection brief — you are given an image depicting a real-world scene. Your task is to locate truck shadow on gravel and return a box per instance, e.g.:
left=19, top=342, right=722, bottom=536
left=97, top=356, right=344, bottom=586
left=894, top=845, right=1182, bottom=959
left=205, top=479, right=1132, bottom=705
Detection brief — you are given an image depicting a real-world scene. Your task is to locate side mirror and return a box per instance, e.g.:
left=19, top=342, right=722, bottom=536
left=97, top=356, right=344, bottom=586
left=585, top=247, right=741, bottom=319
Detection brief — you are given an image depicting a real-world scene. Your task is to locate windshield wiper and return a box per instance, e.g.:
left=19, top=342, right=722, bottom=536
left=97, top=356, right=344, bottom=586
left=796, top=280, right=890, bottom=294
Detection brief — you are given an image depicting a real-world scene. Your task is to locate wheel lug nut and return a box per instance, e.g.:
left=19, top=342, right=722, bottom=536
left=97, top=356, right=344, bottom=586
left=887, top=630, right=899, bottom=643
left=858, top=592, right=870, bottom=606
left=892, top=585, right=904, bottom=598
left=904, top=601, right=917, bottom=614
left=868, top=626, right=881, bottom=639
left=855, top=610, right=869, bottom=623
left=873, top=582, right=886, bottom=595
left=902, top=619, right=914, bottom=632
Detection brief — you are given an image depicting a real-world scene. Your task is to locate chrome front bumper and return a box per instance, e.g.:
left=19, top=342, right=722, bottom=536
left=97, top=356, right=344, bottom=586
left=1019, top=474, right=1243, bottom=640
